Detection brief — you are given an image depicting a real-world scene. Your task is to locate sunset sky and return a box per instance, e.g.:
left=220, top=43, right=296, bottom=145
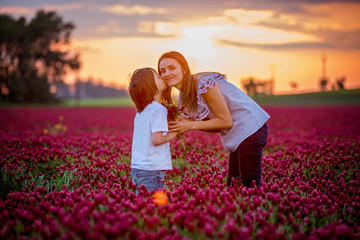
left=1, top=0, right=360, bottom=94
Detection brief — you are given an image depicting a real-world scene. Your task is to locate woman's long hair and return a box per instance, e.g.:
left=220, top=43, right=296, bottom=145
left=157, top=51, right=198, bottom=113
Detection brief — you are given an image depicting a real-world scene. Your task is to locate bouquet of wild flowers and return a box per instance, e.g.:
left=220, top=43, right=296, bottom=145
left=162, top=101, right=186, bottom=149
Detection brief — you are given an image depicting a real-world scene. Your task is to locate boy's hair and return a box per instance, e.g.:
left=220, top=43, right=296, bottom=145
left=128, top=68, right=158, bottom=113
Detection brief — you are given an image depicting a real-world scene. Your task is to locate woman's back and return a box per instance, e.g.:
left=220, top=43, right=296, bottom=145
left=192, top=72, right=270, bottom=151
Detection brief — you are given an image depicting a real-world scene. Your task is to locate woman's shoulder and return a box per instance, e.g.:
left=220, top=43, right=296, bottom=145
left=193, top=72, right=226, bottom=81
left=193, top=72, right=226, bottom=94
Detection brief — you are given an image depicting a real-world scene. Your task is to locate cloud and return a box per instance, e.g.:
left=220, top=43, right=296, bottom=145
left=249, top=2, right=360, bottom=50
left=101, top=4, right=167, bottom=15
left=41, top=3, right=84, bottom=12
left=0, top=6, right=33, bottom=15
left=1, top=0, right=360, bottom=50
left=223, top=9, right=273, bottom=25
left=255, top=19, right=360, bottom=49
left=72, top=44, right=101, bottom=54
left=0, top=2, right=84, bottom=16
left=218, top=38, right=360, bottom=50
left=90, top=18, right=175, bottom=38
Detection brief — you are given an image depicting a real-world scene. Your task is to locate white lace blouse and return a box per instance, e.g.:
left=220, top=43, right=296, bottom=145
left=180, top=72, right=270, bottom=152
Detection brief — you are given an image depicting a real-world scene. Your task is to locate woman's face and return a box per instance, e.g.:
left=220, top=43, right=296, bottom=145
left=158, top=58, right=184, bottom=90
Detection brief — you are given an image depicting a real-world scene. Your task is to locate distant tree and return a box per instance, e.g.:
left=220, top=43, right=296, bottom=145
left=319, top=77, right=329, bottom=91
left=55, top=81, right=72, bottom=99
left=241, top=77, right=258, bottom=96
left=331, top=84, right=335, bottom=91
left=73, top=77, right=129, bottom=99
left=241, top=77, right=273, bottom=96
left=0, top=10, right=80, bottom=103
left=257, top=81, right=266, bottom=94
left=289, top=81, right=298, bottom=91
left=336, top=76, right=346, bottom=90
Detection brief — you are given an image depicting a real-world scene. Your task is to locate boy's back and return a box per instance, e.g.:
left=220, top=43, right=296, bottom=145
left=131, top=101, right=172, bottom=171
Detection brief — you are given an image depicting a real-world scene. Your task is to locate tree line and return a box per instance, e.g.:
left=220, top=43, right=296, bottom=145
left=241, top=77, right=274, bottom=96
left=57, top=79, right=128, bottom=100
left=0, top=10, right=80, bottom=103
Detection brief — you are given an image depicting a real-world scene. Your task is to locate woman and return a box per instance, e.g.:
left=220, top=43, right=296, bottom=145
left=158, top=51, right=270, bottom=188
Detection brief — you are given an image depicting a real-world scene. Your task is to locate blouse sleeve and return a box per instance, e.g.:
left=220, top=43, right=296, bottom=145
left=197, top=72, right=225, bottom=94
left=179, top=72, right=226, bottom=121
left=184, top=72, right=225, bottom=121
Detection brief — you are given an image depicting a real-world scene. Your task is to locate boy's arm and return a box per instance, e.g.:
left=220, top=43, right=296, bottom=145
left=152, top=131, right=178, bottom=146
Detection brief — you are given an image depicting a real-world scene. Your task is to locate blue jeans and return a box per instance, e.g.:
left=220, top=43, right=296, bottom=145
left=227, top=122, right=268, bottom=188
left=131, top=168, right=166, bottom=194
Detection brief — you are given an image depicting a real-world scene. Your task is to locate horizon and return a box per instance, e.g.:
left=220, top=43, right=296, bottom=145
left=1, top=0, right=360, bottom=94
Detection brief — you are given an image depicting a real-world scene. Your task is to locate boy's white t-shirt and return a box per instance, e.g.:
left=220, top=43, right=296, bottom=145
left=131, top=101, right=172, bottom=170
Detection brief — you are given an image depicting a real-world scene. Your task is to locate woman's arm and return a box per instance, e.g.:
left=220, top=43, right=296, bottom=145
left=199, top=116, right=220, bottom=133
left=169, top=85, right=233, bottom=133
left=152, top=131, right=178, bottom=146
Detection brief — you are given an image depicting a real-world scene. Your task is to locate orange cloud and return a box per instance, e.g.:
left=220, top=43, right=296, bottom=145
left=41, top=3, right=84, bottom=12
left=0, top=6, right=32, bottom=15
left=102, top=4, right=167, bottom=15
left=303, top=2, right=360, bottom=31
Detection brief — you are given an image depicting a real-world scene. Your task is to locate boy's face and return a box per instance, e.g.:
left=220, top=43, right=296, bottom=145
left=153, top=70, right=167, bottom=92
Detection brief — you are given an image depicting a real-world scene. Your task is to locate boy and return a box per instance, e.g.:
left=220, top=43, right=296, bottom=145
left=128, top=68, right=178, bottom=194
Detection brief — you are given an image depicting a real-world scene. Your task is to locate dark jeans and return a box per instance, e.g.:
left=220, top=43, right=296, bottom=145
left=227, top=122, right=268, bottom=188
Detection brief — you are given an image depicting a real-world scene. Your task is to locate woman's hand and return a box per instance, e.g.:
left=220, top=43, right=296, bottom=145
left=168, top=85, right=233, bottom=134
left=168, top=118, right=194, bottom=134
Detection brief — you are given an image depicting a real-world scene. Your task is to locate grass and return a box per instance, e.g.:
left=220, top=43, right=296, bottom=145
left=0, top=97, right=134, bottom=108
left=61, top=88, right=359, bottom=107
left=251, top=88, right=360, bottom=106
left=1, top=89, right=359, bottom=107
left=62, top=97, right=134, bottom=107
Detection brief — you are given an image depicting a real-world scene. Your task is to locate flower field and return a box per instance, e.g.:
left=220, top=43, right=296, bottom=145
left=0, top=106, right=359, bottom=239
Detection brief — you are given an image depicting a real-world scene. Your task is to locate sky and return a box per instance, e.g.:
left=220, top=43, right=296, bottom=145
left=1, top=0, right=360, bottom=94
